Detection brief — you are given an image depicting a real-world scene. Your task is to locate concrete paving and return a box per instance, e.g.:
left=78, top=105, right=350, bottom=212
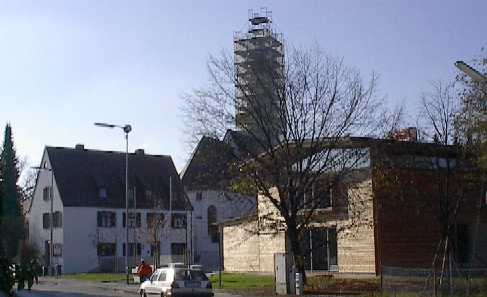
left=14, top=277, right=242, bottom=297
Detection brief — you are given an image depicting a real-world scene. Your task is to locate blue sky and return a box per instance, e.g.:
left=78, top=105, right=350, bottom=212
left=0, top=0, right=485, bottom=173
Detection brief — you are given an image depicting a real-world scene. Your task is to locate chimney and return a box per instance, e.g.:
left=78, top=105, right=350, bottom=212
left=391, top=127, right=418, bottom=142
left=135, top=149, right=145, bottom=155
left=75, top=144, right=85, bottom=150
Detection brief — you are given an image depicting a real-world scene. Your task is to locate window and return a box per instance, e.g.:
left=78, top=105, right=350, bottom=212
left=196, top=192, right=202, bottom=201
left=123, top=213, right=141, bottom=228
left=123, top=243, right=142, bottom=257
left=145, top=190, right=152, bottom=200
left=53, top=243, right=62, bottom=257
left=300, top=180, right=332, bottom=210
left=53, top=211, right=62, bottom=228
left=174, top=269, right=190, bottom=281
left=99, top=187, right=107, bottom=199
left=97, top=243, right=116, bottom=256
left=171, top=213, right=187, bottom=229
left=147, top=213, right=165, bottom=229
left=190, top=270, right=209, bottom=281
left=157, top=272, right=166, bottom=282
left=207, top=206, right=218, bottom=243
left=150, top=241, right=161, bottom=257
left=314, top=180, right=332, bottom=209
left=42, top=213, right=50, bottom=229
left=97, top=211, right=116, bottom=228
left=299, top=228, right=337, bottom=271
left=455, top=224, right=470, bottom=263
left=171, top=243, right=186, bottom=256
left=43, top=186, right=51, bottom=201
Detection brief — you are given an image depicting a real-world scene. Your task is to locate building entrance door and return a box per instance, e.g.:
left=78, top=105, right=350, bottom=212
left=301, top=228, right=337, bottom=271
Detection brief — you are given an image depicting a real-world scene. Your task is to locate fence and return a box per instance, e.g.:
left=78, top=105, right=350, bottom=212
left=381, top=266, right=487, bottom=297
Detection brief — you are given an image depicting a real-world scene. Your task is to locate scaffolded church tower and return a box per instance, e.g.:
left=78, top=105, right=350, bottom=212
left=234, top=8, right=284, bottom=138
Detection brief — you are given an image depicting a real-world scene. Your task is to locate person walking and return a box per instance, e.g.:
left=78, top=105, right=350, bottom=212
left=16, top=264, right=25, bottom=291
left=25, top=263, right=34, bottom=290
left=31, top=259, right=40, bottom=285
left=136, top=259, right=152, bottom=282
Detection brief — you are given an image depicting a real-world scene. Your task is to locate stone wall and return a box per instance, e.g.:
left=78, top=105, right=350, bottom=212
left=337, top=175, right=376, bottom=273
left=223, top=218, right=260, bottom=272
left=258, top=232, right=286, bottom=272
left=223, top=172, right=377, bottom=274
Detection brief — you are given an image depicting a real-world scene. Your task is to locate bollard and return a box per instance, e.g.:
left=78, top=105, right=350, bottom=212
left=295, top=272, right=303, bottom=295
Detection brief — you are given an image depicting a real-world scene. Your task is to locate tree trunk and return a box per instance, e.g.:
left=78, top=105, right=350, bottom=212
left=287, top=223, right=307, bottom=285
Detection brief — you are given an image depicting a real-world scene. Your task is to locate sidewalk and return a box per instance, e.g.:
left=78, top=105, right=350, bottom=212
left=29, top=276, right=139, bottom=295
left=27, top=276, right=242, bottom=297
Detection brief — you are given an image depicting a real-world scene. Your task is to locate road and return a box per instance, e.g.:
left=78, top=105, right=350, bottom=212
left=15, top=278, right=240, bottom=297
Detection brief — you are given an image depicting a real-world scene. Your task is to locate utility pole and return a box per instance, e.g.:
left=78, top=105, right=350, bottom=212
left=94, top=122, right=132, bottom=284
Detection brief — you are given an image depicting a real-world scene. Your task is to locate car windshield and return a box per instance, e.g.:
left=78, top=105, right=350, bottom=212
left=173, top=269, right=208, bottom=281
left=150, top=272, right=159, bottom=281
left=174, top=269, right=190, bottom=281
left=190, top=270, right=208, bottom=281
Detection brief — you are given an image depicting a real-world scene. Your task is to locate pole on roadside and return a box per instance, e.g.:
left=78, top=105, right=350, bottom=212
left=218, top=224, right=223, bottom=288
left=94, top=122, right=132, bottom=284
left=50, top=169, right=54, bottom=275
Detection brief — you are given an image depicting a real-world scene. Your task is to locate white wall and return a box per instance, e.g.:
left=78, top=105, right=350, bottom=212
left=188, top=190, right=256, bottom=271
left=27, top=151, right=64, bottom=269
left=63, top=207, right=190, bottom=273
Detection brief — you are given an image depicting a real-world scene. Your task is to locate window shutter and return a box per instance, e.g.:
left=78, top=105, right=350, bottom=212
left=136, top=213, right=141, bottom=228
left=110, top=212, right=116, bottom=227
left=97, top=212, right=102, bottom=227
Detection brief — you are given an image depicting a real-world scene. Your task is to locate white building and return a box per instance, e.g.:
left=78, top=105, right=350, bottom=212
left=181, top=135, right=256, bottom=271
left=27, top=144, right=192, bottom=274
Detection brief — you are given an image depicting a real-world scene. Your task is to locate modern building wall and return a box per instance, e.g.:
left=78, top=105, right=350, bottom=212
left=258, top=232, right=286, bottom=272
left=373, top=163, right=487, bottom=270
left=223, top=219, right=260, bottom=272
left=223, top=171, right=377, bottom=274
left=337, top=177, right=376, bottom=273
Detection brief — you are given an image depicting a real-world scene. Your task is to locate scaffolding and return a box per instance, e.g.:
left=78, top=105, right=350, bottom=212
left=233, top=8, right=284, bottom=132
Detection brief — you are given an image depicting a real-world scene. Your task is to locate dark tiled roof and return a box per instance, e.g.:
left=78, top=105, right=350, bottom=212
left=223, top=129, right=266, bottom=158
left=46, top=146, right=190, bottom=210
left=181, top=136, right=237, bottom=191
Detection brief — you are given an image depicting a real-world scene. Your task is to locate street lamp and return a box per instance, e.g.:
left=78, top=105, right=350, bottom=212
left=455, top=61, right=487, bottom=83
left=31, top=165, right=54, bottom=276
left=94, top=122, right=132, bottom=284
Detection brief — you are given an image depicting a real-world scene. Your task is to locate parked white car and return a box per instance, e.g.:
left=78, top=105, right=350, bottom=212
left=139, top=266, right=213, bottom=297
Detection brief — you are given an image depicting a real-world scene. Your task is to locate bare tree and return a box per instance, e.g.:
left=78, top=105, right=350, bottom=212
left=420, top=81, right=459, bottom=145
left=417, top=79, right=481, bottom=290
left=139, top=191, right=168, bottom=268
left=181, top=46, right=385, bottom=279
left=145, top=212, right=166, bottom=268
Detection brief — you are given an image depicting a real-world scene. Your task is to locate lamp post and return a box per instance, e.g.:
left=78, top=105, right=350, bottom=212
left=95, top=122, right=132, bottom=284
left=455, top=60, right=487, bottom=98
left=32, top=165, right=54, bottom=275
left=455, top=61, right=487, bottom=84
